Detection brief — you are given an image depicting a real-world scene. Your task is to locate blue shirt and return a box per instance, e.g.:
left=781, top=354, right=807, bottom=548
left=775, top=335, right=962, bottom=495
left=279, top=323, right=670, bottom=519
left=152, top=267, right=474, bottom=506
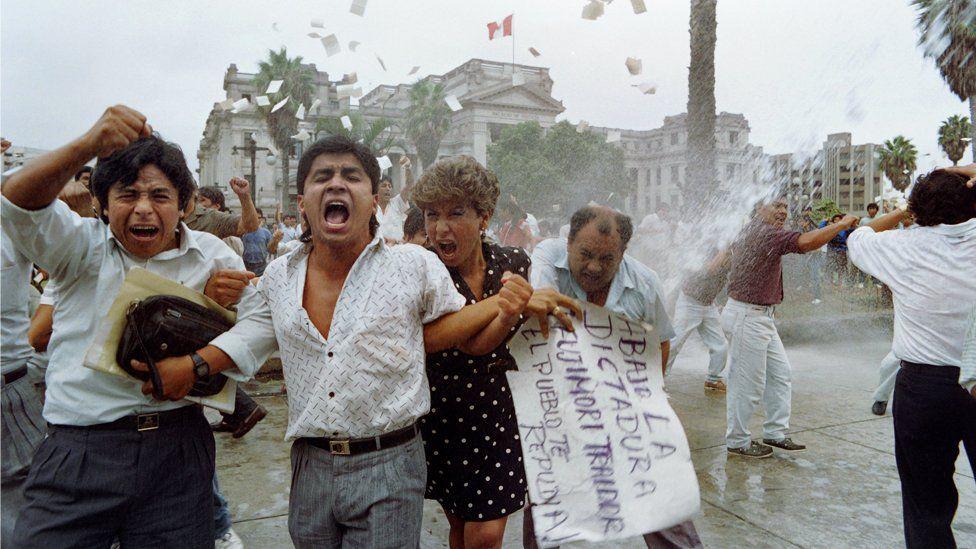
left=242, top=227, right=273, bottom=266
left=819, top=220, right=850, bottom=251
left=529, top=238, right=675, bottom=342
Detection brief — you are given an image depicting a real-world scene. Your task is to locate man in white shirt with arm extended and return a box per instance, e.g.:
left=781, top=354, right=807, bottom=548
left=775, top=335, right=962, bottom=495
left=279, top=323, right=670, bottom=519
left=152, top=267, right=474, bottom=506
left=2, top=106, right=265, bottom=548
left=847, top=165, right=976, bottom=549
left=140, top=135, right=575, bottom=549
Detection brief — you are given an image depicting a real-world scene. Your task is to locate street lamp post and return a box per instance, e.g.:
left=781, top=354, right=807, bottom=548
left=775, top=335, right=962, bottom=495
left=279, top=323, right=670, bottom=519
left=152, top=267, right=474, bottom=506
left=232, top=135, right=274, bottom=203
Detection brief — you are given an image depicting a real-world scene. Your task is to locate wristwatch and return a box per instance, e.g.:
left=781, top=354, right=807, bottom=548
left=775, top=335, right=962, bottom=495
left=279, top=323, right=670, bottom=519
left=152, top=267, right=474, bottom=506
left=190, top=352, right=210, bottom=380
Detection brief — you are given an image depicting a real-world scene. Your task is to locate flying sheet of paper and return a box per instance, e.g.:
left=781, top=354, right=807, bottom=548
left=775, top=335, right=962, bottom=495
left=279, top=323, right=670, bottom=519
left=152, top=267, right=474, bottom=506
left=308, top=32, right=322, bottom=39
left=218, top=98, right=235, bottom=111
left=311, top=18, right=325, bottom=28
left=626, top=57, right=642, bottom=75
left=408, top=65, right=420, bottom=75
left=349, top=40, right=361, bottom=52
left=255, top=95, right=271, bottom=107
left=322, top=34, right=341, bottom=57
left=344, top=72, right=358, bottom=84
left=341, top=115, right=353, bottom=130
left=266, top=80, right=283, bottom=94
left=230, top=98, right=250, bottom=113
left=350, top=0, right=367, bottom=16
left=445, top=95, right=463, bottom=111
left=292, top=128, right=311, bottom=141
left=632, top=82, right=657, bottom=94
left=336, top=84, right=363, bottom=99
left=376, top=155, right=393, bottom=171
left=512, top=71, right=526, bottom=86
left=631, top=0, right=647, bottom=14
left=376, top=54, right=387, bottom=71
left=309, top=98, right=322, bottom=112
left=271, top=96, right=290, bottom=113
left=582, top=0, right=605, bottom=20
left=528, top=47, right=541, bottom=57
left=295, top=104, right=306, bottom=120
left=606, top=131, right=622, bottom=143
left=577, top=120, right=589, bottom=133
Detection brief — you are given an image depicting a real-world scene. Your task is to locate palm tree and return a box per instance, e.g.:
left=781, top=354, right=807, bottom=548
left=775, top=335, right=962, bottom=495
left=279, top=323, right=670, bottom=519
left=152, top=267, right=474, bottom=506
left=315, top=112, right=402, bottom=156
left=685, top=0, right=718, bottom=213
left=403, top=80, right=453, bottom=171
left=877, top=136, right=919, bottom=191
left=938, top=114, right=972, bottom=164
left=252, top=47, right=316, bottom=215
left=912, top=0, right=976, bottom=160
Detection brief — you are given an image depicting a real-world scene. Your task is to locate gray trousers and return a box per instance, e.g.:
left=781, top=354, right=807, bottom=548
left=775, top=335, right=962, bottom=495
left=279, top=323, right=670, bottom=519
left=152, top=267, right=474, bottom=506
left=12, top=407, right=215, bottom=549
left=1, top=365, right=46, bottom=547
left=288, top=435, right=426, bottom=549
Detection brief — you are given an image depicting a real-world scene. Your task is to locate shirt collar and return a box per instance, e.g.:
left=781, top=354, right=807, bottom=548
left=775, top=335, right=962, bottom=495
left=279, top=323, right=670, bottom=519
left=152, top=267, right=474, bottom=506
left=107, top=221, right=203, bottom=260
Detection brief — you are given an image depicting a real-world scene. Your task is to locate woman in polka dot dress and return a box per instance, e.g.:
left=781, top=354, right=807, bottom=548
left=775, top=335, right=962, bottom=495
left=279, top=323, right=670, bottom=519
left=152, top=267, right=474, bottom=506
left=411, top=156, right=531, bottom=548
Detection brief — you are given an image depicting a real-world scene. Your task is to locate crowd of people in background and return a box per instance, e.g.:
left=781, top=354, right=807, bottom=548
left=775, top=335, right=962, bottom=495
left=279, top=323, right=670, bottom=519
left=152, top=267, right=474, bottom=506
left=1, top=105, right=973, bottom=549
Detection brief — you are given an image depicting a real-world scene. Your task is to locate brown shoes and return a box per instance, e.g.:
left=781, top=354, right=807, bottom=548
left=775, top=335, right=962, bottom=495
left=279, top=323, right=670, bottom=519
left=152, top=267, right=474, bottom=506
left=705, top=380, right=727, bottom=393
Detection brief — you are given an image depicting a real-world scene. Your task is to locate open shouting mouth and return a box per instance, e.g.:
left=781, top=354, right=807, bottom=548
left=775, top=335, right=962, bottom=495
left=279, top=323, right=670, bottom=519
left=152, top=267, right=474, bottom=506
left=324, top=200, right=351, bottom=231
left=128, top=224, right=160, bottom=241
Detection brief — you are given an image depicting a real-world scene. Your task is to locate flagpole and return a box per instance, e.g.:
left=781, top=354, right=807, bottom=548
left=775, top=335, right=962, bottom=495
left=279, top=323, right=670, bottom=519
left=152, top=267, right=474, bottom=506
left=511, top=14, right=516, bottom=77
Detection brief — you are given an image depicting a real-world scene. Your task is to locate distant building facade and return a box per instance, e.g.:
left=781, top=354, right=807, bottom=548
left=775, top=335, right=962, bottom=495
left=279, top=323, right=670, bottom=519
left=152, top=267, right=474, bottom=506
left=773, top=132, right=883, bottom=216
left=197, top=58, right=765, bottom=219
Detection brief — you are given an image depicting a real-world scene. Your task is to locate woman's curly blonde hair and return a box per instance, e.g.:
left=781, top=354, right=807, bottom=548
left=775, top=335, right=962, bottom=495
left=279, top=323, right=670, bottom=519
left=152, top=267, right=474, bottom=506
left=410, top=155, right=500, bottom=217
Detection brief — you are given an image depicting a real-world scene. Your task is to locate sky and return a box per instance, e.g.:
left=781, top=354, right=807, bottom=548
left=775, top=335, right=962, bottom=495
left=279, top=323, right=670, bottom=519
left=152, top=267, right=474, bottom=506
left=1, top=0, right=971, bottom=174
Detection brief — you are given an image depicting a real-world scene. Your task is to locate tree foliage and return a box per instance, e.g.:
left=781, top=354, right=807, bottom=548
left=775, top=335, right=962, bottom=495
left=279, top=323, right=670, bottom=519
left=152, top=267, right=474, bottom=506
left=251, top=47, right=316, bottom=214
left=315, top=112, right=401, bottom=156
left=812, top=198, right=842, bottom=221
left=877, top=136, right=919, bottom=191
left=403, top=80, right=453, bottom=171
left=487, top=121, right=630, bottom=216
left=937, top=114, right=971, bottom=165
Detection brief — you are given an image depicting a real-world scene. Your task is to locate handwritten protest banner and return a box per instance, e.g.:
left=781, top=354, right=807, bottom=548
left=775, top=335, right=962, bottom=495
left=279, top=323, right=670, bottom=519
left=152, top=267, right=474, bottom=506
left=507, top=302, right=700, bottom=548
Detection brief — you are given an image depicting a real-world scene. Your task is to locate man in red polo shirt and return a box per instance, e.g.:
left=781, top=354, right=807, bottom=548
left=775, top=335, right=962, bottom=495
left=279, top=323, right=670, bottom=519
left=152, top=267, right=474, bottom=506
left=723, top=198, right=857, bottom=458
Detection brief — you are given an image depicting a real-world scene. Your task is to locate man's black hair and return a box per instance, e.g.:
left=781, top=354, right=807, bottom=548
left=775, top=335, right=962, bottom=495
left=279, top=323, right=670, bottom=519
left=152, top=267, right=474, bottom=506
left=909, top=169, right=976, bottom=227
left=198, top=186, right=226, bottom=211
left=255, top=207, right=264, bottom=217
left=296, top=135, right=380, bottom=195
left=402, top=206, right=425, bottom=240
left=90, top=134, right=195, bottom=224
left=379, top=174, right=393, bottom=185
left=867, top=202, right=879, bottom=211
left=75, top=166, right=93, bottom=181
left=568, top=205, right=633, bottom=249
left=296, top=135, right=380, bottom=240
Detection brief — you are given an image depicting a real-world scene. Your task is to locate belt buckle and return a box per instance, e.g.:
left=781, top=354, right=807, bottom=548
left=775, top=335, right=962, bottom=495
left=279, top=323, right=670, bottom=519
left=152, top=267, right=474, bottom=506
left=329, top=439, right=351, bottom=455
left=137, top=413, right=160, bottom=432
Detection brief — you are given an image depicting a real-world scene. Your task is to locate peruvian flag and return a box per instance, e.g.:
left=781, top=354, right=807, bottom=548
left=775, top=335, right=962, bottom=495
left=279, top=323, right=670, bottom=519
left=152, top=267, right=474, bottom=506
left=487, top=14, right=513, bottom=40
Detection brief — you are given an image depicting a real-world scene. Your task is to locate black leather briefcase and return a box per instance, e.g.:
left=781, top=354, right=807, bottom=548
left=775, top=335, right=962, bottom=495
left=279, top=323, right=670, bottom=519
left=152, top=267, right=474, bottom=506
left=117, top=295, right=232, bottom=400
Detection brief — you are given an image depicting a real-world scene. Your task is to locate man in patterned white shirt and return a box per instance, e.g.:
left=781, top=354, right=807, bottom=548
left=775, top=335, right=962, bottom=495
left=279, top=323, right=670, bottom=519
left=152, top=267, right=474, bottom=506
left=143, top=135, right=558, bottom=549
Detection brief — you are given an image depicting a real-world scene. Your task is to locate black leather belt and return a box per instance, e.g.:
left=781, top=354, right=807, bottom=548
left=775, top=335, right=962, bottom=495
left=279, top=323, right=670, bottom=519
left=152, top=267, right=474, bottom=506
left=304, top=423, right=419, bottom=456
left=50, top=405, right=203, bottom=432
left=1, top=365, right=28, bottom=385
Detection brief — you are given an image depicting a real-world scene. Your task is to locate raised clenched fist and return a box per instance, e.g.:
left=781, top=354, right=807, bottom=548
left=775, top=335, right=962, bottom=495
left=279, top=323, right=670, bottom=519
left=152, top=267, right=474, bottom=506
left=82, top=105, right=152, bottom=159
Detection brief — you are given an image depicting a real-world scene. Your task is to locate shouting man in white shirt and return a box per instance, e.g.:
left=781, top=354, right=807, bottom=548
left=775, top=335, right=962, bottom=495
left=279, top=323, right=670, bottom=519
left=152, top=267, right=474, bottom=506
left=141, top=135, right=575, bottom=549
left=2, top=105, right=264, bottom=548
left=847, top=165, right=976, bottom=549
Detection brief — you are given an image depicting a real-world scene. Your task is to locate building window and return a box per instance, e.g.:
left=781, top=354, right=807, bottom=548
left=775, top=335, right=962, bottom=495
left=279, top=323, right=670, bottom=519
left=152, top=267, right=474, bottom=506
left=671, top=165, right=679, bottom=183
left=656, top=167, right=662, bottom=185
left=726, top=164, right=735, bottom=179
left=670, top=133, right=679, bottom=146
left=242, top=93, right=252, bottom=102
left=644, top=194, right=651, bottom=209
left=630, top=168, right=639, bottom=183
left=729, top=131, right=738, bottom=145
left=243, top=131, right=254, bottom=146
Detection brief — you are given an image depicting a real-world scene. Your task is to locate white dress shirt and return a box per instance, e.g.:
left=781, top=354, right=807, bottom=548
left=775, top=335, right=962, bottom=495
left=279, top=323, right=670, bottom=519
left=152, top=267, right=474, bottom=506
left=530, top=238, right=676, bottom=342
left=848, top=219, right=976, bottom=377
left=211, top=238, right=466, bottom=440
left=1, top=196, right=262, bottom=425
left=279, top=223, right=303, bottom=243
left=378, top=194, right=410, bottom=241
left=1, top=232, right=35, bottom=371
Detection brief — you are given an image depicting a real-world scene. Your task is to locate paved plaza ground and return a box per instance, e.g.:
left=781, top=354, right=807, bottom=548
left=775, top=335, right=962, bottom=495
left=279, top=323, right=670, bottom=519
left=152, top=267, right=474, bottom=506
left=213, top=330, right=976, bottom=548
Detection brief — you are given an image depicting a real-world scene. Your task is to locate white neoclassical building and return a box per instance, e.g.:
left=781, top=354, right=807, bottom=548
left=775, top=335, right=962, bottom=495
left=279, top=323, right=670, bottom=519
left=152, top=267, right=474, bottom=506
left=196, top=57, right=764, bottom=219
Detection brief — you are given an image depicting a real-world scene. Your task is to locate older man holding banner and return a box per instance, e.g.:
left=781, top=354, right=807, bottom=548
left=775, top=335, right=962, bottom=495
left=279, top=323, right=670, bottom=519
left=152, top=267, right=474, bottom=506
left=515, top=205, right=702, bottom=549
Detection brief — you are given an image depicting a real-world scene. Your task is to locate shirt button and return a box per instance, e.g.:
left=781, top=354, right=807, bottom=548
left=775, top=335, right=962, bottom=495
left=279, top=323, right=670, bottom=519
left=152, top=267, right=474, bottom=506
left=327, top=352, right=334, bottom=358
left=329, top=391, right=335, bottom=398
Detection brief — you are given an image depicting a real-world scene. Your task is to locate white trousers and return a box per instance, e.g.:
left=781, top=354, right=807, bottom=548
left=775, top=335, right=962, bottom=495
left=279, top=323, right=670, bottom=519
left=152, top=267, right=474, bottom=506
left=721, top=299, right=792, bottom=449
left=871, top=350, right=900, bottom=403
left=667, top=292, right=728, bottom=382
